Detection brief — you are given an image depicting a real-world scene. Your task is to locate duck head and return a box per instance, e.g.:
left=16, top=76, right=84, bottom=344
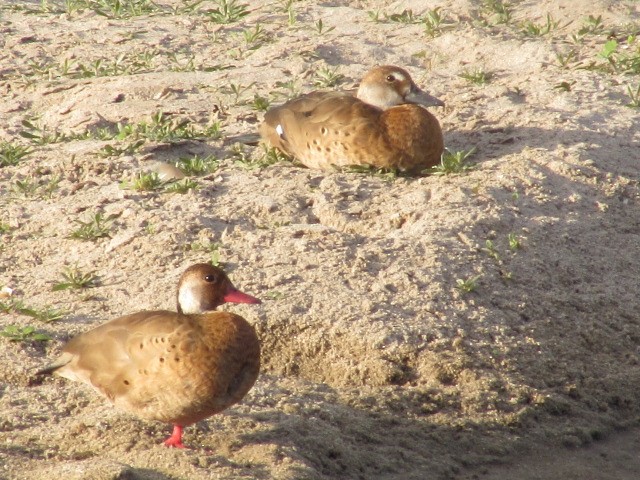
left=356, top=65, right=445, bottom=110
left=177, top=263, right=261, bottom=314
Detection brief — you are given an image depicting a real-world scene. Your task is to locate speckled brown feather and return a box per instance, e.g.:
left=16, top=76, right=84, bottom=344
left=260, top=65, right=444, bottom=173
left=53, top=310, right=259, bottom=426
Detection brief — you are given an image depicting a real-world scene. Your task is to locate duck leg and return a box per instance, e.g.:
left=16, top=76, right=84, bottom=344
left=164, top=425, right=186, bottom=448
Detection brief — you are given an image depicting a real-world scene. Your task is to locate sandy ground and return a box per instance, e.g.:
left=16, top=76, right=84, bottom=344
left=1, top=0, right=640, bottom=478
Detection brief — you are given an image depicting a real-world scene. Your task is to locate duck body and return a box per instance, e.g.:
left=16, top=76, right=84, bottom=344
left=260, top=65, right=445, bottom=173
left=39, top=264, right=261, bottom=448
left=50, top=310, right=259, bottom=426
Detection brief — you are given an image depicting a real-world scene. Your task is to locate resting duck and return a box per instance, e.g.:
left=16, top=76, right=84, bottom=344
left=260, top=65, right=445, bottom=173
left=38, top=263, right=261, bottom=449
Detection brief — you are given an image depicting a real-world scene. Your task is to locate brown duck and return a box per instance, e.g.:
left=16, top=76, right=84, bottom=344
left=38, top=263, right=261, bottom=449
left=259, top=65, right=445, bottom=173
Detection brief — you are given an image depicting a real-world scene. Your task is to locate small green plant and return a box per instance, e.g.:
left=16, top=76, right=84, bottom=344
left=165, top=178, right=200, bottom=194
left=386, top=9, right=419, bottom=24
left=427, top=148, right=476, bottom=175
left=219, top=82, right=255, bottom=106
left=11, top=178, right=40, bottom=197
left=97, top=140, right=145, bottom=158
left=205, top=0, right=249, bottom=23
left=250, top=93, right=271, bottom=112
left=483, top=240, right=500, bottom=260
left=576, top=14, right=604, bottom=37
left=91, top=0, right=160, bottom=19
left=456, top=276, right=480, bottom=293
left=242, top=24, right=270, bottom=49
left=52, top=267, right=99, bottom=291
left=625, top=84, right=640, bottom=108
left=0, top=222, right=11, bottom=234
left=520, top=14, right=559, bottom=37
left=14, top=302, right=66, bottom=323
left=69, top=212, right=114, bottom=241
left=423, top=7, right=454, bottom=37
left=188, top=241, right=221, bottom=266
left=271, top=79, right=299, bottom=101
left=232, top=144, right=285, bottom=170
left=313, top=66, right=344, bottom=88
left=124, top=171, right=165, bottom=191
left=0, top=325, right=50, bottom=343
left=591, top=38, right=640, bottom=75
left=176, top=154, right=219, bottom=176
left=480, top=0, right=511, bottom=25
left=0, top=142, right=31, bottom=167
left=459, top=68, right=493, bottom=85
left=313, top=19, right=334, bottom=35
left=367, top=9, right=381, bottom=23
left=508, top=233, right=522, bottom=250
left=20, top=119, right=70, bottom=145
left=265, top=290, right=284, bottom=300
left=555, top=50, right=578, bottom=68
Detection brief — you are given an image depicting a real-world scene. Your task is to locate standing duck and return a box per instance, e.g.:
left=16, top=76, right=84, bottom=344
left=259, top=65, right=445, bottom=173
left=38, top=263, right=261, bottom=449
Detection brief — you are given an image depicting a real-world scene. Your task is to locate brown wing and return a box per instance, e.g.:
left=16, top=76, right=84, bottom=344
left=260, top=92, right=395, bottom=170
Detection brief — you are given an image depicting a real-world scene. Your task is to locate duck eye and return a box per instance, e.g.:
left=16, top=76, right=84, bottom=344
left=204, top=274, right=217, bottom=283
left=386, top=75, right=396, bottom=82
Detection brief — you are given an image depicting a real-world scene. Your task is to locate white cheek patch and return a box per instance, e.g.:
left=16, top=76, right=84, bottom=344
left=178, top=287, right=201, bottom=314
left=276, top=124, right=284, bottom=138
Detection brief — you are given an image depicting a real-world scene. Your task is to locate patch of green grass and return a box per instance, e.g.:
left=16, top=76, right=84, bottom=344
left=456, top=275, right=480, bottom=294
left=242, top=24, right=270, bottom=49
left=265, top=290, right=284, bottom=300
left=164, top=178, right=200, bottom=194
left=575, top=14, right=604, bottom=39
left=20, top=119, right=72, bottom=145
left=91, top=0, right=160, bottom=19
left=123, top=171, right=165, bottom=191
left=555, top=50, right=578, bottom=69
left=427, top=148, right=476, bottom=175
left=12, top=301, right=66, bottom=323
left=10, top=176, right=59, bottom=199
left=219, top=83, right=255, bottom=106
left=176, top=154, right=220, bottom=176
left=270, top=79, right=300, bottom=101
left=0, top=222, right=11, bottom=234
left=423, top=7, right=455, bottom=37
left=204, top=0, right=249, bottom=24
left=480, top=0, right=512, bottom=25
left=97, top=140, right=145, bottom=158
left=121, top=112, right=222, bottom=142
left=250, top=93, right=271, bottom=112
left=0, top=325, right=50, bottom=343
left=232, top=144, right=286, bottom=170
left=519, top=14, right=559, bottom=37
left=459, top=68, right=493, bottom=85
left=313, top=66, right=344, bottom=88
left=385, top=9, right=420, bottom=24
left=52, top=267, right=99, bottom=291
left=587, top=38, right=640, bottom=75
left=0, top=142, right=31, bottom=167
left=68, top=212, right=114, bottom=241
left=188, top=241, right=221, bottom=266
